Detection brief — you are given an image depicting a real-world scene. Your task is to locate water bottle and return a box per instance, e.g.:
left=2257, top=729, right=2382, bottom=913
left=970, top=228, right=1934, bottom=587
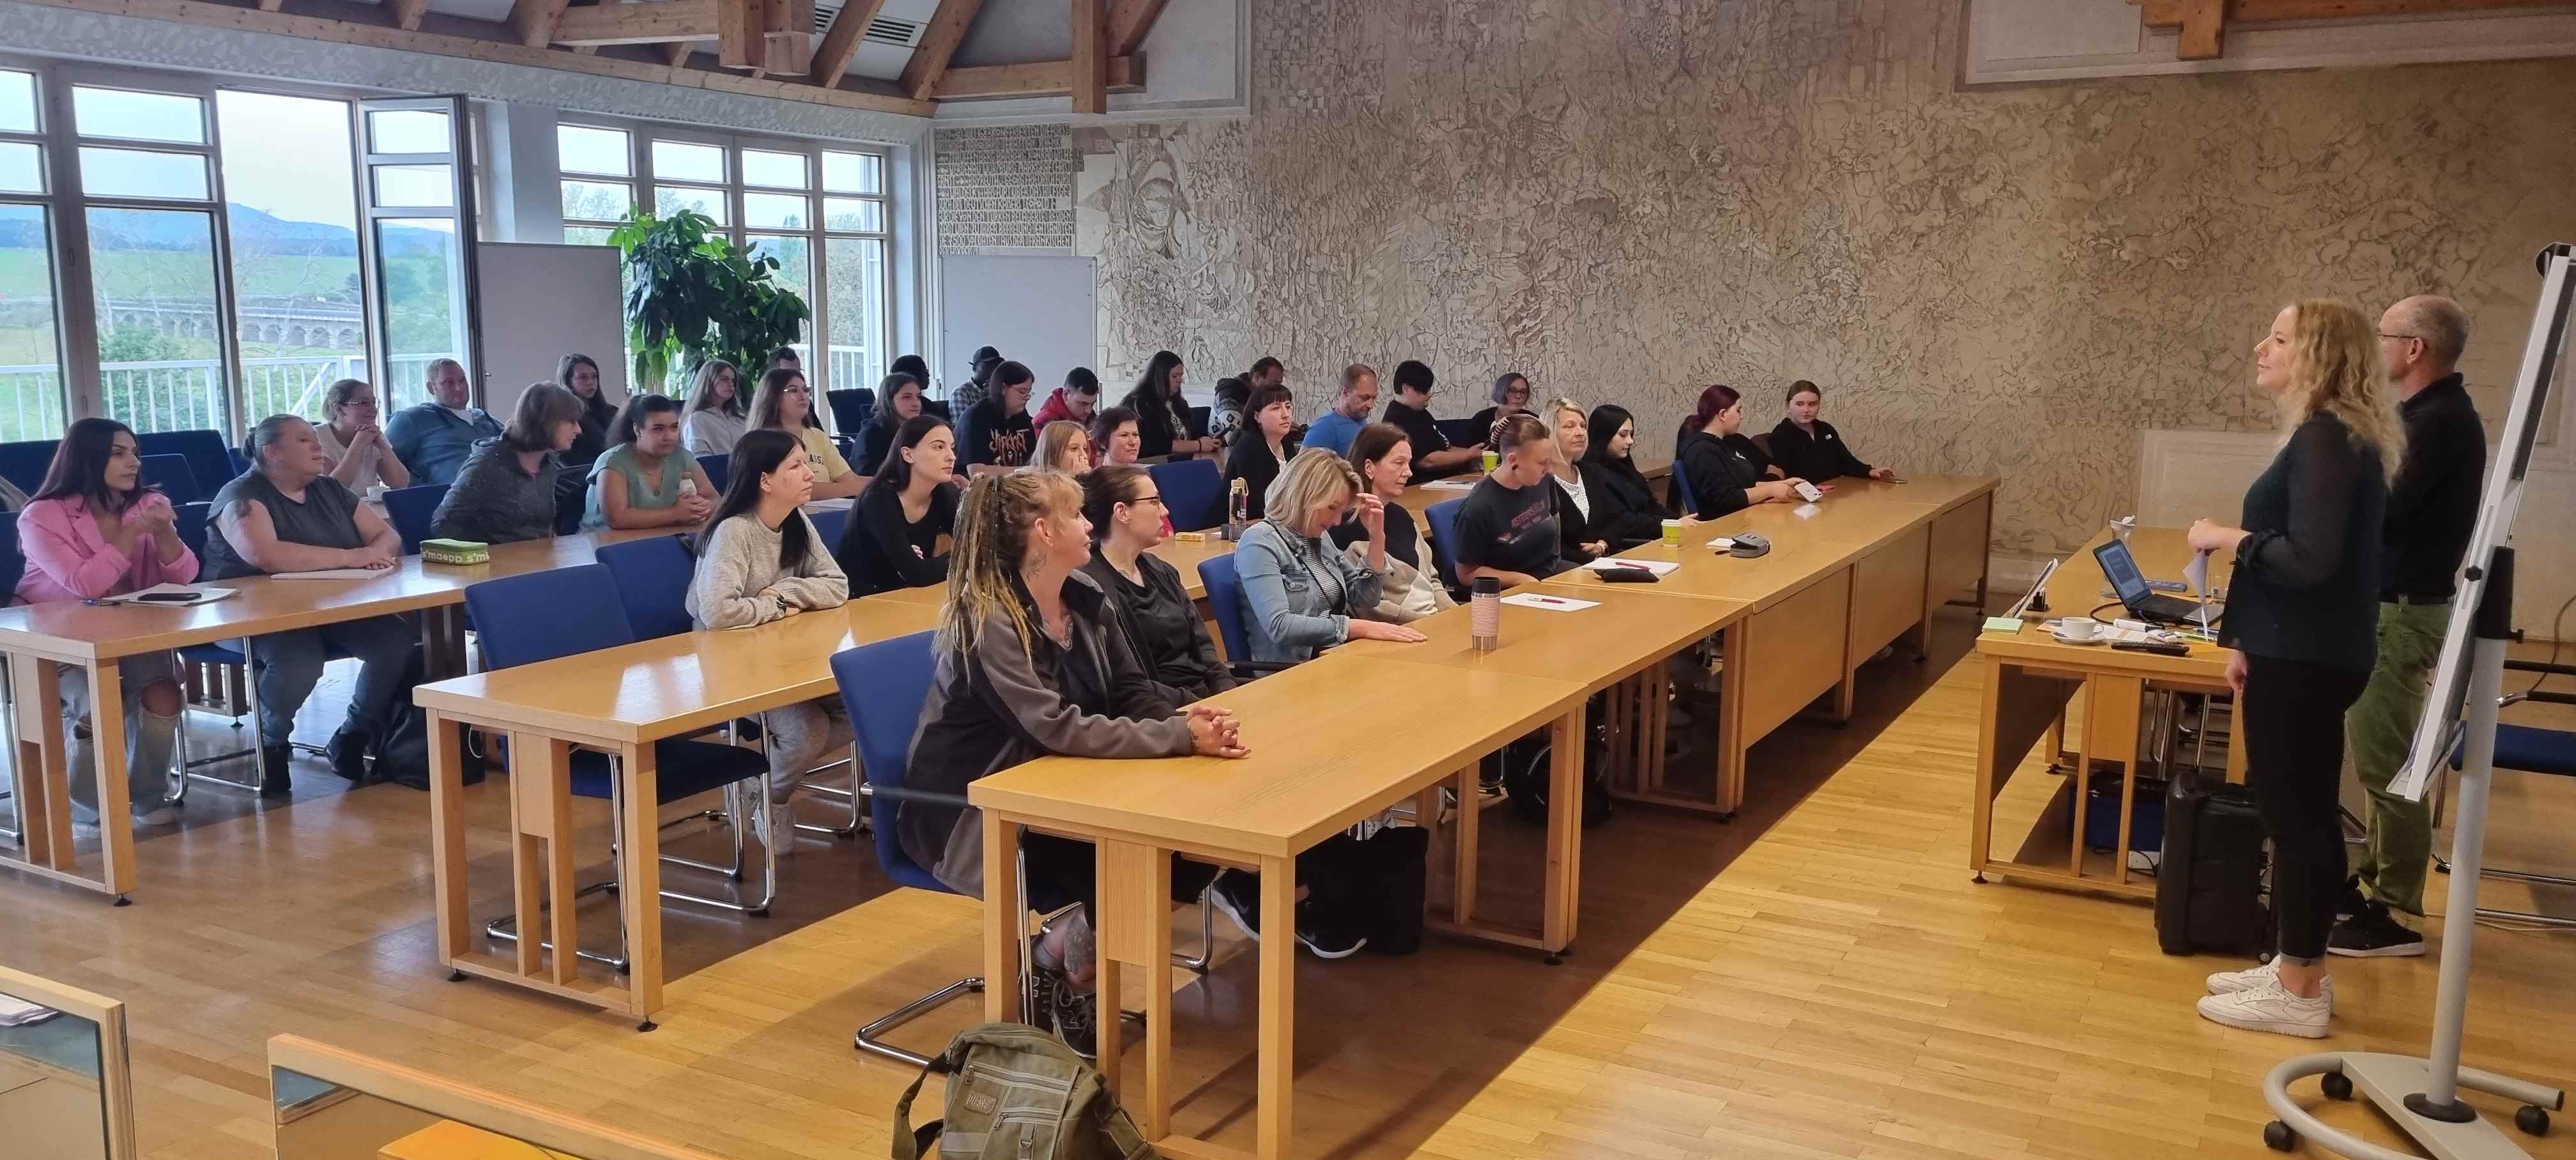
left=1471, top=576, right=1501, bottom=652
left=1225, top=478, right=1248, bottom=540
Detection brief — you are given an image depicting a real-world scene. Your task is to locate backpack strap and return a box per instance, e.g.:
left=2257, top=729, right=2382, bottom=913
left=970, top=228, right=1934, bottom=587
left=889, top=1046, right=958, bottom=1160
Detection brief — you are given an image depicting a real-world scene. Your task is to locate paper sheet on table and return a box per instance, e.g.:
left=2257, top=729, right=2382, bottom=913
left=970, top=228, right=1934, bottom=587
left=1419, top=478, right=1476, bottom=491
left=272, top=568, right=388, bottom=580
left=1582, top=558, right=1678, bottom=576
left=96, top=583, right=236, bottom=605
left=1500, top=593, right=1598, bottom=611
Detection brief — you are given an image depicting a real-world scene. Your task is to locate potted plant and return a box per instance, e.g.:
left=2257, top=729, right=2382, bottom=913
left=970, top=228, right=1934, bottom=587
left=610, top=210, right=811, bottom=393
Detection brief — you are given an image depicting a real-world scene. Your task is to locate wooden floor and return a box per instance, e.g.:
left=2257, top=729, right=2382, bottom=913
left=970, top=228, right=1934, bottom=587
left=7, top=611, right=2576, bottom=1159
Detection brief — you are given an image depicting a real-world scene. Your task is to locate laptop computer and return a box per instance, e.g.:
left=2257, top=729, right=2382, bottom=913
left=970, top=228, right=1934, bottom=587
left=2092, top=538, right=2214, bottom=626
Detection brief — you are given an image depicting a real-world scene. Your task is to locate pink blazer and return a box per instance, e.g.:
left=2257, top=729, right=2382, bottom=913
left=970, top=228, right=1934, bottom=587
left=15, top=494, right=201, bottom=605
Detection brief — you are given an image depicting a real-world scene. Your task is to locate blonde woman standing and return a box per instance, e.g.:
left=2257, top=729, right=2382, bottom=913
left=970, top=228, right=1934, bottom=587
left=2189, top=299, right=2403, bottom=1040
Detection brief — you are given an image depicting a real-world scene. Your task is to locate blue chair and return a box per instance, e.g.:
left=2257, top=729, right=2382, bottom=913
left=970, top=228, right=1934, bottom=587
left=825, top=388, right=873, bottom=432
left=1436, top=418, right=1476, bottom=450
left=0, top=510, right=20, bottom=605
left=1673, top=456, right=1698, bottom=517
left=809, top=506, right=848, bottom=549
left=0, top=439, right=54, bottom=495
left=137, top=454, right=200, bottom=505
left=227, top=447, right=250, bottom=479
left=593, top=535, right=696, bottom=639
left=1425, top=497, right=1466, bottom=593
left=2441, top=664, right=2576, bottom=927
left=1151, top=457, right=1225, bottom=532
left=466, top=564, right=778, bottom=975
left=135, top=429, right=236, bottom=500
left=381, top=484, right=447, bottom=553
left=1187, top=404, right=1209, bottom=435
left=1193, top=554, right=1298, bottom=679
left=921, top=398, right=952, bottom=421
left=698, top=454, right=729, bottom=495
left=173, top=501, right=209, bottom=558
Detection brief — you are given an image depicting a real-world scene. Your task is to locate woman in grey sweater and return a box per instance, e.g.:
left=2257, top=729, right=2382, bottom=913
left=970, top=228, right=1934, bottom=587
left=685, top=428, right=853, bottom=860
left=1232, top=448, right=1424, bottom=662
left=429, top=381, right=581, bottom=544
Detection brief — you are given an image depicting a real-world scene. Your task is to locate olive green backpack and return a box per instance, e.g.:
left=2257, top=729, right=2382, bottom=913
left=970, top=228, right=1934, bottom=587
left=891, top=1023, right=1153, bottom=1160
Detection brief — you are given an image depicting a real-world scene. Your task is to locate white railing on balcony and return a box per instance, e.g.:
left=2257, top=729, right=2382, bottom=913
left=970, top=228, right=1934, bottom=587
left=0, top=354, right=455, bottom=443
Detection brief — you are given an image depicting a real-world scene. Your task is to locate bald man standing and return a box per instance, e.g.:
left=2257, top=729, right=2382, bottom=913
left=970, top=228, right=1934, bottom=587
left=2332, top=294, right=2486, bottom=958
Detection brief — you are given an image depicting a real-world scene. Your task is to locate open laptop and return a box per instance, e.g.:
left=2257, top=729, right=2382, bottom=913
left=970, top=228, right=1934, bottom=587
left=2092, top=537, right=2214, bottom=626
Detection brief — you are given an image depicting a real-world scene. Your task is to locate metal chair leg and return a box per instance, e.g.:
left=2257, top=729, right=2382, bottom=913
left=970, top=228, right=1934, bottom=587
left=853, top=976, right=986, bottom=1067
left=1176, top=891, right=1215, bottom=974
left=797, top=743, right=866, bottom=839
left=487, top=766, right=778, bottom=972
left=2, top=662, right=20, bottom=848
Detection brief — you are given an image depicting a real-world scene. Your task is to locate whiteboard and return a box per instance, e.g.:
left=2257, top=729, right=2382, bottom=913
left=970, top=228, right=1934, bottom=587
left=471, top=242, right=628, bottom=418
left=939, top=255, right=1098, bottom=402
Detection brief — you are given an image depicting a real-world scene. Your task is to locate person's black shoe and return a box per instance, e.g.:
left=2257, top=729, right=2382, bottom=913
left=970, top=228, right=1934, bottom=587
left=325, top=728, right=372, bottom=782
left=1293, top=903, right=1367, bottom=960
left=2334, top=874, right=2369, bottom=922
left=258, top=744, right=294, bottom=800
left=1050, top=977, right=1100, bottom=1060
left=2328, top=903, right=2426, bottom=958
left=1208, top=870, right=1261, bottom=940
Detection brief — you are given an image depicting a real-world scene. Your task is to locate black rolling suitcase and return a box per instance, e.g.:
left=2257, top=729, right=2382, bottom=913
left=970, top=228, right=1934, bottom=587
left=2155, top=773, right=2270, bottom=954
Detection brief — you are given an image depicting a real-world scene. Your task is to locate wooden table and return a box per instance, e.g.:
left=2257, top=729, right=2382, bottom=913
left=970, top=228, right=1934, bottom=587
left=864, top=536, right=1232, bottom=606
left=0, top=528, right=660, bottom=903
left=1535, top=475, right=1997, bottom=816
left=1970, top=526, right=2246, bottom=899
left=970, top=653, right=1598, bottom=1160
left=409, top=596, right=942, bottom=1026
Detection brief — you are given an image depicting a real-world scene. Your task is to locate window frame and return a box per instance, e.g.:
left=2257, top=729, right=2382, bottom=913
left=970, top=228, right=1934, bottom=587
left=554, top=115, right=892, bottom=407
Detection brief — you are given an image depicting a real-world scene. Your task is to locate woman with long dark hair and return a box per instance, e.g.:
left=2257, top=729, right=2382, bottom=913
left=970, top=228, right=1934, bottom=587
left=835, top=415, right=959, bottom=595
left=18, top=418, right=196, bottom=825
left=2190, top=299, right=2402, bottom=1039
left=583, top=393, right=717, bottom=531
left=751, top=366, right=866, bottom=500
left=1121, top=349, right=1210, bottom=459
left=862, top=370, right=924, bottom=474
left=687, top=427, right=852, bottom=857
left=682, top=358, right=747, bottom=457
left=431, top=381, right=583, bottom=544
left=555, top=353, right=617, bottom=466
left=900, top=469, right=1245, bottom=1057
left=1580, top=403, right=1668, bottom=547
left=1675, top=384, right=1804, bottom=519
left=316, top=378, right=411, bottom=494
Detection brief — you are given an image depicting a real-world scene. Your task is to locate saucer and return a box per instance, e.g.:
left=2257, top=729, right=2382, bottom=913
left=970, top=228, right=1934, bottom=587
left=2050, top=630, right=2108, bottom=646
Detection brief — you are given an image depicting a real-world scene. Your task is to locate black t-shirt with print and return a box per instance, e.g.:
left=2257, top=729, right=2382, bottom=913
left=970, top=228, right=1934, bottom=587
left=962, top=400, right=1034, bottom=468
left=1452, top=474, right=1567, bottom=579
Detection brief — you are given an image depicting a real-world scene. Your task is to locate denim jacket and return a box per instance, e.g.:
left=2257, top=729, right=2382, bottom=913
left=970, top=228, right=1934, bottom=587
left=1233, top=518, right=1383, bottom=662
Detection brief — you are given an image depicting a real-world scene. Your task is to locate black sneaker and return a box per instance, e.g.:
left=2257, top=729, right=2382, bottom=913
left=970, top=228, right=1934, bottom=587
left=259, top=744, right=294, bottom=800
left=1208, top=870, right=1261, bottom=940
left=1050, top=978, right=1099, bottom=1060
left=1293, top=904, right=1367, bottom=960
left=326, top=727, right=372, bottom=782
left=2328, top=904, right=2426, bottom=958
left=2334, top=874, right=2368, bottom=922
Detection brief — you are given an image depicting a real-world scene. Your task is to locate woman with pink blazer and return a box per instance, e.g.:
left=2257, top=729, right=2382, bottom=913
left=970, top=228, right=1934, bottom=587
left=17, top=418, right=199, bottom=827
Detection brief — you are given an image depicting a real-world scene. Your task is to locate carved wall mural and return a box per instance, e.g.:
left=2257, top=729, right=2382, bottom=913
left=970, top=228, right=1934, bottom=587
left=1011, top=1, right=2576, bottom=562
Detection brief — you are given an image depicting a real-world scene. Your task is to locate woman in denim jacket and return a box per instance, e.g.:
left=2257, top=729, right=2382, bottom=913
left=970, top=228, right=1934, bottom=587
left=1233, top=448, right=1427, bottom=662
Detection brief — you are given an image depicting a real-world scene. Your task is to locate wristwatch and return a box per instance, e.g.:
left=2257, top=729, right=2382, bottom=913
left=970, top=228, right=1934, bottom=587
left=771, top=592, right=789, bottom=616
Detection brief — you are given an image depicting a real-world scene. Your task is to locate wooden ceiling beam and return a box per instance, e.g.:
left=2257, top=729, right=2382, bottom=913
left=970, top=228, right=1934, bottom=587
left=809, top=0, right=887, bottom=89
left=1070, top=0, right=1104, bottom=114
left=17, top=0, right=930, bottom=115
left=507, top=0, right=572, bottom=48
left=896, top=0, right=985, bottom=101
left=551, top=0, right=719, bottom=45
left=2235, top=0, right=2576, bottom=16
left=931, top=54, right=1141, bottom=100
left=389, top=0, right=431, bottom=31
left=1106, top=0, right=1167, bottom=56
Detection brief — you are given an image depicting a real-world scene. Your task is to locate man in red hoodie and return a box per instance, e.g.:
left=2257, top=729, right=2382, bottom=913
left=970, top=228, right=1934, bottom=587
left=1031, top=367, right=1101, bottom=430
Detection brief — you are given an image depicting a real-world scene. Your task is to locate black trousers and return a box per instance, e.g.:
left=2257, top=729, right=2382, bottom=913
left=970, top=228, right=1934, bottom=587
left=1020, top=832, right=1221, bottom=918
left=2240, top=652, right=2372, bottom=962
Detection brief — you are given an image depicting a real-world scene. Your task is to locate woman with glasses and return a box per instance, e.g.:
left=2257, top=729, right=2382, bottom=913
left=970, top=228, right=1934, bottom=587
left=1466, top=372, right=1535, bottom=450
left=750, top=366, right=866, bottom=500
left=316, top=378, right=411, bottom=495
left=1078, top=465, right=1230, bottom=703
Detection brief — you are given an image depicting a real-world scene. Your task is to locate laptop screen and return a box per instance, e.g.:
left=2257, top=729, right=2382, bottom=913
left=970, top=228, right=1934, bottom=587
left=2093, top=538, right=2153, bottom=607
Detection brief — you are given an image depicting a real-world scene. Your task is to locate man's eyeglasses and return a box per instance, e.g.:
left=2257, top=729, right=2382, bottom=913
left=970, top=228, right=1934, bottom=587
left=2378, top=332, right=2423, bottom=344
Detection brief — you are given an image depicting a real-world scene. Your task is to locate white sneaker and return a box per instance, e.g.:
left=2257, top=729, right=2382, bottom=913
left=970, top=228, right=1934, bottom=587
left=2197, top=979, right=2331, bottom=1038
left=765, top=794, right=799, bottom=858
left=2205, top=959, right=2335, bottom=1006
left=135, top=806, right=180, bottom=827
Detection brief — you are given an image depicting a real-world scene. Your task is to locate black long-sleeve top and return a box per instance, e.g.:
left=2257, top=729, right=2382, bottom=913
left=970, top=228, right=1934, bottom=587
left=1124, top=387, right=1199, bottom=460
left=1082, top=553, right=1233, bottom=704
left=2382, top=374, right=2485, bottom=600
left=1580, top=453, right=1668, bottom=547
left=1767, top=418, right=1872, bottom=482
left=834, top=482, right=956, bottom=595
left=1675, top=429, right=1770, bottom=519
left=2217, top=413, right=2388, bottom=673
left=1223, top=436, right=1292, bottom=521
left=1558, top=460, right=1659, bottom=551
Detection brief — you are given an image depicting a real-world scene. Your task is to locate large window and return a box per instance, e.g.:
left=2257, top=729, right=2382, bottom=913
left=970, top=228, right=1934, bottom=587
left=558, top=121, right=891, bottom=406
left=0, top=56, right=475, bottom=439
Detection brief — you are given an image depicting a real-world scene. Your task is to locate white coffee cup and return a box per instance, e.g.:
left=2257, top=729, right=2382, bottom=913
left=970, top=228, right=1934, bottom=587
left=2058, top=616, right=2101, bottom=641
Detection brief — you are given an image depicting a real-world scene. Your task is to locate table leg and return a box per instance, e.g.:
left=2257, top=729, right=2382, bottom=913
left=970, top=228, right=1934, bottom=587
left=507, top=734, right=546, bottom=977
left=428, top=710, right=470, bottom=968
left=2225, top=692, right=2249, bottom=785
left=2069, top=676, right=2140, bottom=881
left=1718, top=623, right=1749, bottom=815
left=1256, top=853, right=1295, bottom=1160
left=1542, top=703, right=1584, bottom=956
left=983, top=813, right=1025, bottom=1023
left=1091, top=839, right=1172, bottom=1126
left=10, top=655, right=72, bottom=871
left=531, top=739, right=579, bottom=986
left=619, top=741, right=664, bottom=1026
left=1972, top=655, right=2002, bottom=876
left=1450, top=764, right=1480, bottom=926
left=86, top=660, right=135, bottom=898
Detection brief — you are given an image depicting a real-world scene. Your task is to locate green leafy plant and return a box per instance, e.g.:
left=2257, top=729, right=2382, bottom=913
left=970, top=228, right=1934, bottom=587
left=610, top=210, right=811, bottom=393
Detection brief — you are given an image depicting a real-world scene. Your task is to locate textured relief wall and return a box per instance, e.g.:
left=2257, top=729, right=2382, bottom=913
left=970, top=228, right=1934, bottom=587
left=1060, top=1, right=2576, bottom=561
